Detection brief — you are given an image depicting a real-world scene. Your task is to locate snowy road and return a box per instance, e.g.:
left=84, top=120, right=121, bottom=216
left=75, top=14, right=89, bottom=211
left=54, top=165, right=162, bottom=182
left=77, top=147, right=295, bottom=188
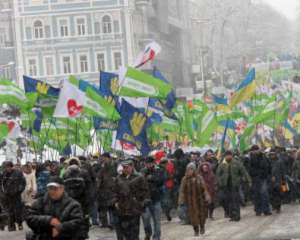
left=1, top=204, right=300, bottom=240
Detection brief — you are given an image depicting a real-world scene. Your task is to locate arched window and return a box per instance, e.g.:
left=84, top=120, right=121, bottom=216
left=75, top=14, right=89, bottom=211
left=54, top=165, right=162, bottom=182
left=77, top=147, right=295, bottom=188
left=102, top=15, right=112, bottom=34
left=33, top=20, right=43, bottom=39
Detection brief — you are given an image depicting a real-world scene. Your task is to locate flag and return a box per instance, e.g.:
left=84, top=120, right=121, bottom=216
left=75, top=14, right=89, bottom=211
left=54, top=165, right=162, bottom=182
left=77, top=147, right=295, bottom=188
left=0, top=119, right=22, bottom=140
left=196, top=110, right=218, bottom=146
left=32, top=107, right=43, bottom=132
left=84, top=87, right=120, bottom=120
left=116, top=100, right=150, bottom=156
left=134, top=41, right=161, bottom=68
left=230, top=68, right=256, bottom=107
left=0, top=79, right=28, bottom=109
left=23, top=76, right=60, bottom=97
left=152, top=67, right=176, bottom=109
left=118, top=67, right=172, bottom=99
left=54, top=79, right=85, bottom=118
left=283, top=120, right=297, bottom=140
left=252, top=98, right=277, bottom=124
left=212, top=95, right=231, bottom=112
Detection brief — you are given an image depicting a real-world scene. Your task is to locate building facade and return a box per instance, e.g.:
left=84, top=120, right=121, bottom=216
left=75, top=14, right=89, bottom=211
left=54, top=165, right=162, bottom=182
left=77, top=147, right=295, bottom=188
left=14, top=0, right=133, bottom=87
left=12, top=0, right=193, bottom=89
left=0, top=0, right=16, bottom=82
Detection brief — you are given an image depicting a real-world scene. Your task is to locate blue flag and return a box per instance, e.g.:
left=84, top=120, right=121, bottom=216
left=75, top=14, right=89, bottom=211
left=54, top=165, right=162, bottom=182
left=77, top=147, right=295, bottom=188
left=116, top=100, right=150, bottom=156
left=153, top=67, right=176, bottom=109
left=99, top=71, right=120, bottom=109
left=23, top=76, right=60, bottom=97
left=32, top=108, right=43, bottom=132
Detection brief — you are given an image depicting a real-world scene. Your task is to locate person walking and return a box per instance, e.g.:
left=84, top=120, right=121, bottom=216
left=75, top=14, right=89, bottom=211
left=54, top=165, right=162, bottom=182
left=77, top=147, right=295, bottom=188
left=0, top=161, right=26, bottom=231
left=26, top=176, right=85, bottom=240
left=178, top=162, right=207, bottom=236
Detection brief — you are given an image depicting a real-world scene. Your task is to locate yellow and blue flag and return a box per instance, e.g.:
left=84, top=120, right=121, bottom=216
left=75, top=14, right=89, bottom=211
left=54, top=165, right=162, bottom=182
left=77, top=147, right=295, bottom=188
left=230, top=68, right=256, bottom=108
left=212, top=95, right=230, bottom=112
left=23, top=76, right=60, bottom=97
left=116, top=100, right=150, bottom=156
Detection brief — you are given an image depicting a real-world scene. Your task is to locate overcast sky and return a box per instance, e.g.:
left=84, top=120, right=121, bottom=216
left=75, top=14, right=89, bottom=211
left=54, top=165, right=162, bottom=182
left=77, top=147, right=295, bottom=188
left=262, top=0, right=299, bottom=20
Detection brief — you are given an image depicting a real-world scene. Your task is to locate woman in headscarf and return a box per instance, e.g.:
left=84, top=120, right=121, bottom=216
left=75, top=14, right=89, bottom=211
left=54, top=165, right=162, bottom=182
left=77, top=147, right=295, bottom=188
left=199, top=161, right=217, bottom=219
left=178, top=162, right=207, bottom=236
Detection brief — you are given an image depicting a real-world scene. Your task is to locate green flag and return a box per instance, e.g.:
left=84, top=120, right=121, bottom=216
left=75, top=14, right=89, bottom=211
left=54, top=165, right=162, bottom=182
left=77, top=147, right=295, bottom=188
left=0, top=79, right=28, bottom=109
left=196, top=110, right=218, bottom=146
left=84, top=87, right=120, bottom=121
left=118, top=67, right=172, bottom=99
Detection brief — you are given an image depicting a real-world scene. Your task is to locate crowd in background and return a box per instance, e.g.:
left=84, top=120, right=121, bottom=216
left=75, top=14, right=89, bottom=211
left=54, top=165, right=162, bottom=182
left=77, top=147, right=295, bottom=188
left=0, top=145, right=299, bottom=239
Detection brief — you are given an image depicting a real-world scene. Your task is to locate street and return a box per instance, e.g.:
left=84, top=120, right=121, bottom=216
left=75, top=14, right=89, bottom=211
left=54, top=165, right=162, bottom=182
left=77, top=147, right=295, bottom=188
left=2, top=204, right=300, bottom=240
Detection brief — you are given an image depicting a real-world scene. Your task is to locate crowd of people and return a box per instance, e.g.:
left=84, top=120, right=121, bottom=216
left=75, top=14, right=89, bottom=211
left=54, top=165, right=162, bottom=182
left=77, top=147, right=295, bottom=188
left=0, top=145, right=299, bottom=239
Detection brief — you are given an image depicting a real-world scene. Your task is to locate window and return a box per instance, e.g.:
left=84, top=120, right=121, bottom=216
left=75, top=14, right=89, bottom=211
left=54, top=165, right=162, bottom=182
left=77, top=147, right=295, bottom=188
left=59, top=19, right=69, bottom=37
left=113, top=52, right=122, bottom=70
left=102, top=15, right=112, bottom=33
left=28, top=59, right=38, bottom=76
left=79, top=55, right=88, bottom=73
left=44, top=56, right=54, bottom=76
left=62, top=56, right=71, bottom=74
left=33, top=20, right=43, bottom=39
left=96, top=53, right=105, bottom=71
left=76, top=18, right=86, bottom=36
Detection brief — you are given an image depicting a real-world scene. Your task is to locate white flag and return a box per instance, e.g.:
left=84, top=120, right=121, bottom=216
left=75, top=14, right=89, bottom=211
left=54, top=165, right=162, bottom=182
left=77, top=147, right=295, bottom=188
left=53, top=79, right=86, bottom=118
left=134, top=41, right=161, bottom=68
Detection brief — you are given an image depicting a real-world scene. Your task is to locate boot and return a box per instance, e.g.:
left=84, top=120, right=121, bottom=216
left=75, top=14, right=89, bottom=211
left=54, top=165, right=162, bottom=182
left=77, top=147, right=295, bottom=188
left=200, top=226, right=205, bottom=235
left=8, top=224, right=16, bottom=232
left=144, top=235, right=151, bottom=240
left=193, top=226, right=199, bottom=236
left=18, top=223, right=23, bottom=231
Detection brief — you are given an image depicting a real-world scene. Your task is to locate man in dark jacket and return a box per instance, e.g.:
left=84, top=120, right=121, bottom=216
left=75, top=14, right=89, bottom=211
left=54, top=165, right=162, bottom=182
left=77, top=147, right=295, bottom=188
left=63, top=157, right=92, bottom=239
left=112, top=159, right=150, bottom=240
left=216, top=150, right=251, bottom=221
left=141, top=157, right=165, bottom=240
left=26, top=176, right=84, bottom=240
left=269, top=151, right=287, bottom=213
left=96, top=153, right=117, bottom=228
left=0, top=161, right=26, bottom=231
left=249, top=147, right=272, bottom=216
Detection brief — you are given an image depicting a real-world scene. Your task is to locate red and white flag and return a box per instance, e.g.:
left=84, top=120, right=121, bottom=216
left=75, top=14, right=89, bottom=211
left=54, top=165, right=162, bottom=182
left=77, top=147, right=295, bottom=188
left=134, top=41, right=161, bottom=68
left=54, top=79, right=85, bottom=118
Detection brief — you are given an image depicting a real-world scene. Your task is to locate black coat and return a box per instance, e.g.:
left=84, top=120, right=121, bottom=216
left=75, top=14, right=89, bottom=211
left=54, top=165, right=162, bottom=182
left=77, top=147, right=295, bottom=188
left=249, top=152, right=272, bottom=180
left=63, top=166, right=92, bottom=215
left=0, top=169, right=26, bottom=198
left=26, top=193, right=84, bottom=240
left=112, top=172, right=150, bottom=216
left=141, top=166, right=165, bottom=203
left=96, top=160, right=117, bottom=208
left=271, top=157, right=287, bottom=189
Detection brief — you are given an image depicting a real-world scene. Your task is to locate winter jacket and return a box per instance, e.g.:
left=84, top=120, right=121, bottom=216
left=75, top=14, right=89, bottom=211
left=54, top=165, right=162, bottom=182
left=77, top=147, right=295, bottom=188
left=97, top=159, right=117, bottom=208
left=0, top=169, right=26, bottom=198
left=26, top=193, right=84, bottom=240
left=216, top=159, right=251, bottom=189
left=112, top=172, right=150, bottom=216
left=141, top=165, right=165, bottom=203
left=249, top=152, right=272, bottom=180
left=63, top=165, right=92, bottom=214
left=178, top=174, right=207, bottom=227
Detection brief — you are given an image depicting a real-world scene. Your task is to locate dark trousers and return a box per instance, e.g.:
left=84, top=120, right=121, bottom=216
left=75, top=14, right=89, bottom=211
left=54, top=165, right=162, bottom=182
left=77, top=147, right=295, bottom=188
left=208, top=202, right=215, bottom=218
left=3, top=195, right=23, bottom=228
left=222, top=187, right=240, bottom=220
left=271, top=187, right=282, bottom=211
left=115, top=215, right=140, bottom=240
left=252, top=178, right=271, bottom=214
